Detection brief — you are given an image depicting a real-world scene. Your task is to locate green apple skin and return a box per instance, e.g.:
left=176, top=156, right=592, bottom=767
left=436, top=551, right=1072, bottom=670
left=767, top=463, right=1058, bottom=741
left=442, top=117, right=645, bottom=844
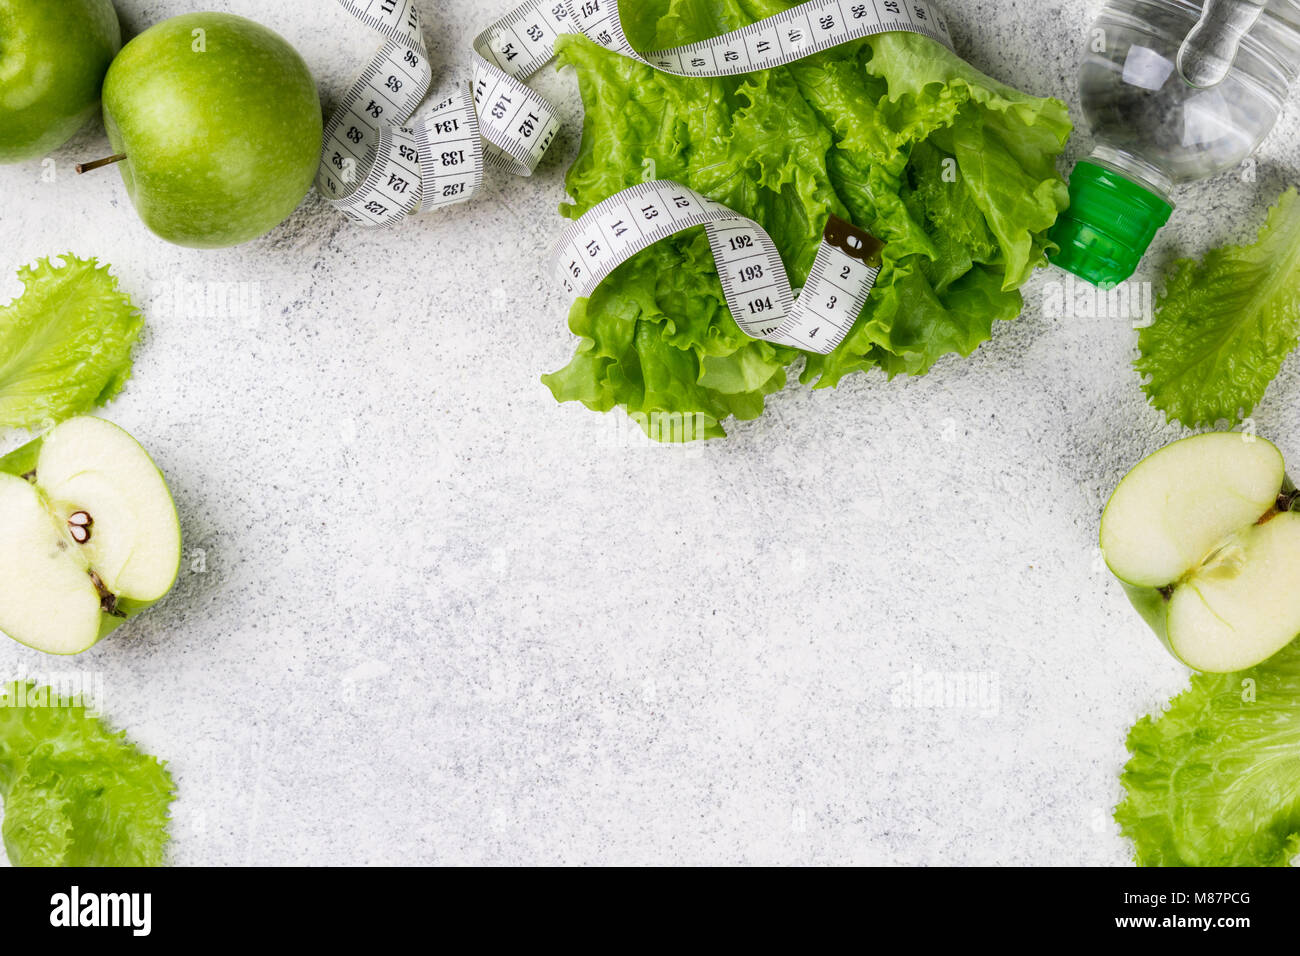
left=0, top=432, right=39, bottom=478
left=101, top=12, right=322, bottom=248
left=0, top=423, right=182, bottom=656
left=1118, top=580, right=1188, bottom=667
left=89, top=595, right=164, bottom=650
left=0, top=0, right=121, bottom=163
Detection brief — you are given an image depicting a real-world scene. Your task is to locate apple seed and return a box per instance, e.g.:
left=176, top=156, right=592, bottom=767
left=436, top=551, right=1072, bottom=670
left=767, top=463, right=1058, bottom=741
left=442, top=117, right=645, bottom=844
left=68, top=511, right=93, bottom=544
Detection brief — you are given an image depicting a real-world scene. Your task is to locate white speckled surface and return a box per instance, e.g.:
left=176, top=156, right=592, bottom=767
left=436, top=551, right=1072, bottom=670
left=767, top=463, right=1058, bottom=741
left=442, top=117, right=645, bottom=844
left=0, top=0, right=1297, bottom=866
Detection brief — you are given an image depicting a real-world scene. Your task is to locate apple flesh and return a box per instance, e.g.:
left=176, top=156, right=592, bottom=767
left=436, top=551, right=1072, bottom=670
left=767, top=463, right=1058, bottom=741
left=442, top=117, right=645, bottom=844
left=1100, top=432, right=1300, bottom=673
left=0, top=417, right=181, bottom=655
left=0, top=0, right=121, bottom=163
left=99, top=12, right=322, bottom=248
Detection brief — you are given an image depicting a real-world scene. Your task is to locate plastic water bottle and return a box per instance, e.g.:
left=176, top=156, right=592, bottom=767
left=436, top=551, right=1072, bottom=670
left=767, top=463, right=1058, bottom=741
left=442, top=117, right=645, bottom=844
left=1050, top=0, right=1300, bottom=286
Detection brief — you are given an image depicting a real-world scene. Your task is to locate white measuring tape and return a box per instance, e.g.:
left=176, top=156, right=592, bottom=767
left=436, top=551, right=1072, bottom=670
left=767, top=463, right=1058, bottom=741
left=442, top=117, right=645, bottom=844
left=563, top=0, right=951, bottom=75
left=320, top=0, right=952, bottom=349
left=551, top=181, right=885, bottom=353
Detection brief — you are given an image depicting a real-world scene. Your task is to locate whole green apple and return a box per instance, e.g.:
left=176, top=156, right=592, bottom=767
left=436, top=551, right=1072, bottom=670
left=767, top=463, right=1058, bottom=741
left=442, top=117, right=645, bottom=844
left=0, top=0, right=121, bottom=164
left=99, top=12, right=322, bottom=248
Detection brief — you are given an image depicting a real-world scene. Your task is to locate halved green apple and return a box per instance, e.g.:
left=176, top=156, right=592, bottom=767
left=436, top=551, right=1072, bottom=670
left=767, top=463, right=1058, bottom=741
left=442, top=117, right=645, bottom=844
left=0, top=417, right=181, bottom=655
left=1100, top=431, right=1300, bottom=673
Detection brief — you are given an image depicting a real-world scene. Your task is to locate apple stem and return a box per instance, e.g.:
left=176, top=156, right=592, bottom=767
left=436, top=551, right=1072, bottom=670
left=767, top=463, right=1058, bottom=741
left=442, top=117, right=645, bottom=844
left=87, top=570, right=125, bottom=618
left=74, top=153, right=127, bottom=175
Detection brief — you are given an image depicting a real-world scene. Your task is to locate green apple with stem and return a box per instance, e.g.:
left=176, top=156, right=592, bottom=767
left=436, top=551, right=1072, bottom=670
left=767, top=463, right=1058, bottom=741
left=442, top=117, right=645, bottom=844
left=1100, top=431, right=1300, bottom=673
left=0, top=0, right=121, bottom=163
left=0, top=417, right=181, bottom=655
left=80, top=12, right=322, bottom=248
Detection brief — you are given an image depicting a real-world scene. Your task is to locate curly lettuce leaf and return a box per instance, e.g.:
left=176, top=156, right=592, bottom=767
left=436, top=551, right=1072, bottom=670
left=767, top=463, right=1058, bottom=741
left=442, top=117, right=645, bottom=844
left=0, top=682, right=174, bottom=867
left=1115, top=640, right=1300, bottom=866
left=0, top=255, right=143, bottom=431
left=545, top=0, right=1070, bottom=437
left=1137, top=188, right=1300, bottom=427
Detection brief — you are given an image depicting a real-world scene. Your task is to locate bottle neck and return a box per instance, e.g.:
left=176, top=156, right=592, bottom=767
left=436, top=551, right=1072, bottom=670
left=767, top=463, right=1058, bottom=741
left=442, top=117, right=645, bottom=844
left=1047, top=159, right=1174, bottom=287
left=1088, top=145, right=1175, bottom=201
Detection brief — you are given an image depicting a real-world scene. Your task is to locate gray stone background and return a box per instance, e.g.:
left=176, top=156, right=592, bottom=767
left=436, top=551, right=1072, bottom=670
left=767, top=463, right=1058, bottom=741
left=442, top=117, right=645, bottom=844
left=0, top=0, right=1296, bottom=865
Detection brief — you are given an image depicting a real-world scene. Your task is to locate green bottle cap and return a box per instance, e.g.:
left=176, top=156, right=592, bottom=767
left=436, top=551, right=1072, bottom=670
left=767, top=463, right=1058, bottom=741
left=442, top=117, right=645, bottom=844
left=1049, top=161, right=1173, bottom=287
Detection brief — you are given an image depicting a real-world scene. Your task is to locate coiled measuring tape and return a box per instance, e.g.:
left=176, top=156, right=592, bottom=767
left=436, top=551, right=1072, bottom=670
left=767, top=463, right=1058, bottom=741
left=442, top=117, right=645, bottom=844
left=319, top=0, right=571, bottom=224
left=321, top=0, right=952, bottom=349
